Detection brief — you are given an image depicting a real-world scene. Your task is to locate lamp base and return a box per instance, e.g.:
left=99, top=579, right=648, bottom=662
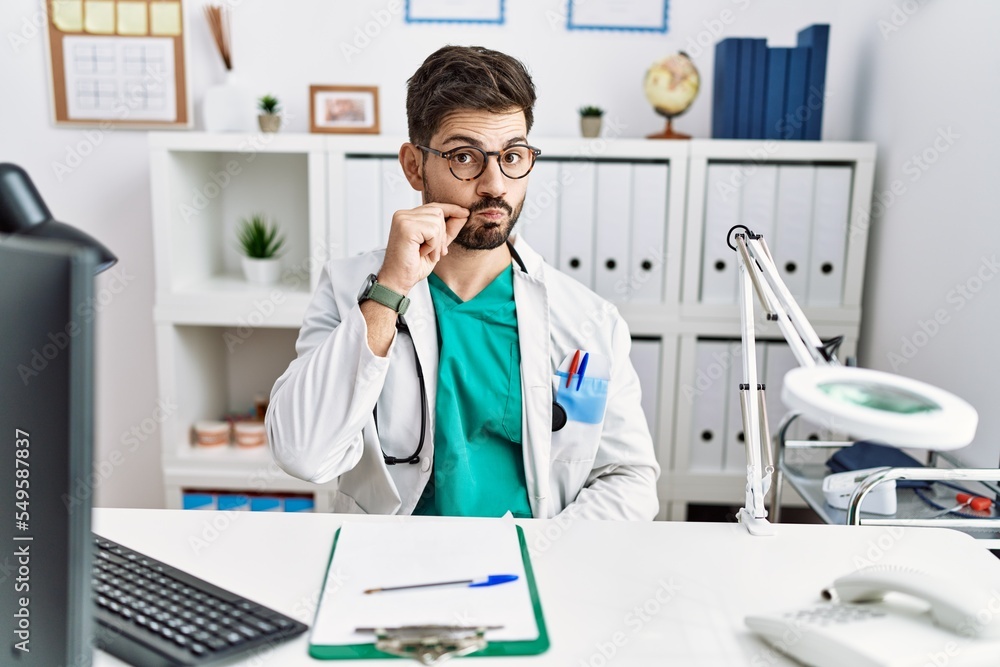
left=738, top=508, right=775, bottom=536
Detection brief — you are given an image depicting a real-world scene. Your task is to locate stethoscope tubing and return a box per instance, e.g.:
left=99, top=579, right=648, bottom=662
left=376, top=242, right=565, bottom=467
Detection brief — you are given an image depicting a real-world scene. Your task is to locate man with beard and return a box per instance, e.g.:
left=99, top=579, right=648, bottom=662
left=266, top=46, right=659, bottom=520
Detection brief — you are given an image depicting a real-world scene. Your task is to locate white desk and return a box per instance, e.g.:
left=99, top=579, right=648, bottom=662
left=92, top=508, right=1000, bottom=666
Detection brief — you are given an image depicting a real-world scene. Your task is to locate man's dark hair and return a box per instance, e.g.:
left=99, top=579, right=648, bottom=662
left=406, top=45, right=536, bottom=147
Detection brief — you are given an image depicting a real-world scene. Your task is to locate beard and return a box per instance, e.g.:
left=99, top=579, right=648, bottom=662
left=423, top=179, right=525, bottom=251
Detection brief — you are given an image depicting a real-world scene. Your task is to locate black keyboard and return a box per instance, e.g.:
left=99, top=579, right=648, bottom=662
left=92, top=534, right=308, bottom=666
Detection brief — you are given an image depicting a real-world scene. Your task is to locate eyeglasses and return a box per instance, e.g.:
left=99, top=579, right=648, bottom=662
left=417, top=144, right=542, bottom=181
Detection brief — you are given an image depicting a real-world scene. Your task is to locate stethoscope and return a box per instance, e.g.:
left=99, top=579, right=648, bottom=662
left=376, top=241, right=568, bottom=466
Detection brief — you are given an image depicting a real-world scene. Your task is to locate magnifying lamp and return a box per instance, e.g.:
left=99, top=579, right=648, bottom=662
left=727, top=225, right=978, bottom=536
left=782, top=366, right=977, bottom=450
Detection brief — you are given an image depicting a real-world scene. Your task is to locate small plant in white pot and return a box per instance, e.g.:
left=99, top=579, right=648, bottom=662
left=257, top=94, right=281, bottom=133
left=236, top=214, right=285, bottom=286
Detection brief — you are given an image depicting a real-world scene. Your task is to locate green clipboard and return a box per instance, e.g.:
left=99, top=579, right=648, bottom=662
left=308, top=525, right=549, bottom=660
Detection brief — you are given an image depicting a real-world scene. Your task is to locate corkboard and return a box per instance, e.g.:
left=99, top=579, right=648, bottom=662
left=45, top=0, right=190, bottom=128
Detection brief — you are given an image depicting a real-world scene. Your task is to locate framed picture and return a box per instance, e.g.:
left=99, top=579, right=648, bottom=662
left=567, top=0, right=669, bottom=33
left=309, top=85, right=380, bottom=134
left=405, top=0, right=505, bottom=24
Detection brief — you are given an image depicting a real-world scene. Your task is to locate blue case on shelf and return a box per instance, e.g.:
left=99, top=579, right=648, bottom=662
left=796, top=24, right=830, bottom=141
left=763, top=47, right=790, bottom=140
left=748, top=39, right=769, bottom=139
left=250, top=496, right=283, bottom=512
left=782, top=46, right=812, bottom=140
left=712, top=38, right=741, bottom=139
left=736, top=39, right=755, bottom=139
left=216, top=494, right=250, bottom=511
left=284, top=497, right=315, bottom=513
left=182, top=492, right=216, bottom=511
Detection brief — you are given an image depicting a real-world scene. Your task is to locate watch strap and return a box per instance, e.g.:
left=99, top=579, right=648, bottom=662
left=365, top=279, right=410, bottom=315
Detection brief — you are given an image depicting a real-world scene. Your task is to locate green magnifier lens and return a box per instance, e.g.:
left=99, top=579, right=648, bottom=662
left=818, top=381, right=941, bottom=415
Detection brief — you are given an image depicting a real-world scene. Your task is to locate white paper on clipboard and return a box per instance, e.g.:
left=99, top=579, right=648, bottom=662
left=310, top=519, right=538, bottom=647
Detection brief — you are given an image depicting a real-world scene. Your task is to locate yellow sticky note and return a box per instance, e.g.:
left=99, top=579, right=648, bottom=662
left=51, top=0, right=84, bottom=33
left=116, top=1, right=148, bottom=35
left=150, top=1, right=182, bottom=36
left=83, top=0, right=115, bottom=34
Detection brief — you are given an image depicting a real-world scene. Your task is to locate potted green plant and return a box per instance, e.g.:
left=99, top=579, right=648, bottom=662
left=579, top=105, right=604, bottom=138
left=257, top=94, right=281, bottom=133
left=236, top=213, right=285, bottom=285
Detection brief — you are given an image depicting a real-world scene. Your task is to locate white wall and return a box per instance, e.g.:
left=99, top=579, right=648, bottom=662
left=851, top=1, right=1000, bottom=467
left=2, top=0, right=997, bottom=508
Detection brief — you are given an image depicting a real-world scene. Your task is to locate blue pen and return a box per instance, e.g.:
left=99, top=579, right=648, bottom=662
left=364, top=574, right=518, bottom=594
left=576, top=352, right=590, bottom=390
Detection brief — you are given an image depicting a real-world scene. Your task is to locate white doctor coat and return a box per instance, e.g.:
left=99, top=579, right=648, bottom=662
left=266, top=237, right=660, bottom=520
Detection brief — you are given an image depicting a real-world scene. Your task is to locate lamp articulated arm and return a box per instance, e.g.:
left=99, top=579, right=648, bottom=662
left=729, top=225, right=838, bottom=536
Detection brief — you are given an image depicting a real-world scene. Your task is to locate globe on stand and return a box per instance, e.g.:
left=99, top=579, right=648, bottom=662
left=644, top=52, right=700, bottom=140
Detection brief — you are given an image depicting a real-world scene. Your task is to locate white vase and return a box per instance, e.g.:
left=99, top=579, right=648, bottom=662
left=241, top=257, right=281, bottom=286
left=202, top=71, right=256, bottom=132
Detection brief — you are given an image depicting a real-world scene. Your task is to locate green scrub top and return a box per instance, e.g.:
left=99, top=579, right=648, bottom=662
left=413, top=265, right=532, bottom=518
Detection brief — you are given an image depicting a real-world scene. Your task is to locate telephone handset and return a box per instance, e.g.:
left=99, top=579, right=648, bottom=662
left=746, top=566, right=1000, bottom=667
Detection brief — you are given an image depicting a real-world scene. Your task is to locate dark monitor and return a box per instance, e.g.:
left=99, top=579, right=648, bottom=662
left=1, top=235, right=95, bottom=666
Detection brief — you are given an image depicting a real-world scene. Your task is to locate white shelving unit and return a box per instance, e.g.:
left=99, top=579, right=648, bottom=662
left=148, top=133, right=876, bottom=519
left=149, top=133, right=335, bottom=508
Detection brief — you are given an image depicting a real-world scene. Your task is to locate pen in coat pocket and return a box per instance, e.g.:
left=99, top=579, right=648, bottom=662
left=576, top=352, right=590, bottom=391
left=566, top=349, right=581, bottom=388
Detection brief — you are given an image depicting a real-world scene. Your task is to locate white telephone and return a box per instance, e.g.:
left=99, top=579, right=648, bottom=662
left=746, top=566, right=1000, bottom=667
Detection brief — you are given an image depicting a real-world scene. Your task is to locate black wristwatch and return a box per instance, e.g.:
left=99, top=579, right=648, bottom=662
left=357, top=273, right=410, bottom=315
